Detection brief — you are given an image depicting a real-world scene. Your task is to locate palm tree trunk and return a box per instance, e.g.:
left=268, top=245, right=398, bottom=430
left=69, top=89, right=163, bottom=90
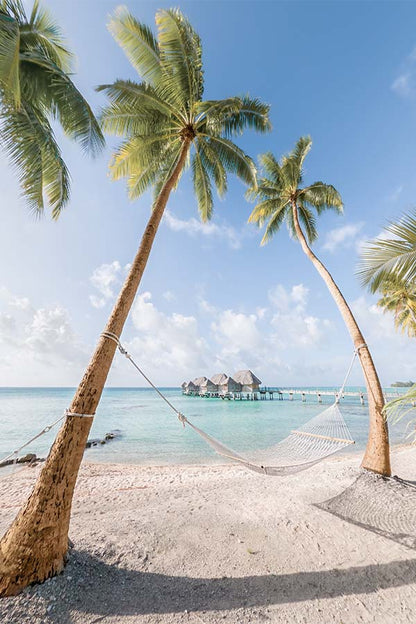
left=291, top=202, right=391, bottom=476
left=0, top=140, right=191, bottom=597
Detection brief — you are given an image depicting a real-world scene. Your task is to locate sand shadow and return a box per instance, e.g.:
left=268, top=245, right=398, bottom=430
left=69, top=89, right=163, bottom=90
left=315, top=471, right=416, bottom=550
left=4, top=550, right=416, bottom=623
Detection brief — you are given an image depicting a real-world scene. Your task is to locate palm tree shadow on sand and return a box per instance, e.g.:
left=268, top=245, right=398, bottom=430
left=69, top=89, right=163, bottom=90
left=3, top=551, right=416, bottom=623
left=315, top=471, right=416, bottom=550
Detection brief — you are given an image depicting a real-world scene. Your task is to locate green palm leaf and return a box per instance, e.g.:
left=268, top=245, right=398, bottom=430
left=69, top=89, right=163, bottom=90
left=108, top=6, right=162, bottom=87
left=156, top=8, right=203, bottom=114
left=0, top=9, right=20, bottom=104
left=192, top=144, right=213, bottom=221
left=358, top=212, right=416, bottom=291
left=0, top=0, right=103, bottom=217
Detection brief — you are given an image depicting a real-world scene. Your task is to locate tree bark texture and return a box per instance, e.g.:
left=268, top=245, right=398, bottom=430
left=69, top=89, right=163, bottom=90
left=0, top=140, right=191, bottom=597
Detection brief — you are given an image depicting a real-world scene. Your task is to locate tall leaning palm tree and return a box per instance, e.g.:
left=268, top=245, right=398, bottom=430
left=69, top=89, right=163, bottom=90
left=248, top=136, right=391, bottom=476
left=0, top=0, right=104, bottom=217
left=0, top=7, right=270, bottom=595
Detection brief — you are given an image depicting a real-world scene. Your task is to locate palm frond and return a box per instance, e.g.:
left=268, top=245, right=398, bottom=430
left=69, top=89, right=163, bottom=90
left=198, top=95, right=271, bottom=137
left=376, top=279, right=416, bottom=337
left=107, top=6, right=162, bottom=87
left=99, top=100, right=170, bottom=137
left=248, top=197, right=285, bottom=227
left=21, top=52, right=104, bottom=155
left=260, top=202, right=287, bottom=245
left=152, top=144, right=183, bottom=204
left=97, top=79, right=182, bottom=124
left=21, top=0, right=73, bottom=72
left=358, top=211, right=416, bottom=291
left=291, top=135, right=312, bottom=170
left=301, top=181, right=343, bottom=214
left=203, top=135, right=256, bottom=187
left=258, top=151, right=283, bottom=184
left=297, top=203, right=318, bottom=244
left=156, top=8, right=203, bottom=114
left=384, top=385, right=416, bottom=441
left=109, top=133, right=180, bottom=180
left=0, top=9, right=20, bottom=104
left=196, top=136, right=227, bottom=198
left=0, top=101, right=69, bottom=215
left=192, top=143, right=213, bottom=221
left=127, top=161, right=161, bottom=199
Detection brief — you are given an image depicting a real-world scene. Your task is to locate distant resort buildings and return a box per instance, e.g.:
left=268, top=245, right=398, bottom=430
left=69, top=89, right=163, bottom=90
left=182, top=370, right=262, bottom=400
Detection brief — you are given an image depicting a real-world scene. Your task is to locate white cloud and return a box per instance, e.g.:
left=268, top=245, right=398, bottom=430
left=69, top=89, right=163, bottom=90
left=391, top=47, right=416, bottom=98
left=90, top=261, right=121, bottom=300
left=163, top=290, right=176, bottom=302
left=163, top=210, right=242, bottom=249
left=322, top=222, right=364, bottom=253
left=0, top=287, right=88, bottom=385
left=88, top=261, right=131, bottom=308
left=268, top=283, right=332, bottom=349
left=268, top=283, right=309, bottom=312
left=127, top=292, right=210, bottom=379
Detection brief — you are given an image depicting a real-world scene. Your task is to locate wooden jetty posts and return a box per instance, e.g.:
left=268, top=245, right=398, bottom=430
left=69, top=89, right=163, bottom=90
left=182, top=374, right=403, bottom=405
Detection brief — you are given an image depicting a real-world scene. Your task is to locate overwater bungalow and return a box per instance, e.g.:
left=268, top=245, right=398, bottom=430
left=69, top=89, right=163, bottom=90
left=211, top=373, right=242, bottom=396
left=199, top=378, right=218, bottom=396
left=193, top=376, right=208, bottom=395
left=233, top=370, right=262, bottom=393
left=184, top=381, right=198, bottom=395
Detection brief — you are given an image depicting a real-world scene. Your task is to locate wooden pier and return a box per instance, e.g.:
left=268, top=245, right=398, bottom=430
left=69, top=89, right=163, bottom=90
left=183, top=387, right=406, bottom=405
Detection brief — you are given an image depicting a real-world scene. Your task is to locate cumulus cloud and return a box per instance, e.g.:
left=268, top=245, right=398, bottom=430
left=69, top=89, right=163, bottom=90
left=0, top=287, right=88, bottom=385
left=391, top=47, right=416, bottom=98
left=322, top=223, right=364, bottom=253
left=127, top=292, right=210, bottom=379
left=268, top=284, right=332, bottom=349
left=89, top=261, right=130, bottom=308
left=163, top=210, right=242, bottom=249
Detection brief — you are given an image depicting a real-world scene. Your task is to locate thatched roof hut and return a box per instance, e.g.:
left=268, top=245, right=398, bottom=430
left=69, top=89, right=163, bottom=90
left=199, top=378, right=218, bottom=395
left=184, top=381, right=198, bottom=395
left=193, top=376, right=208, bottom=388
left=211, top=373, right=241, bottom=395
left=233, top=370, right=262, bottom=392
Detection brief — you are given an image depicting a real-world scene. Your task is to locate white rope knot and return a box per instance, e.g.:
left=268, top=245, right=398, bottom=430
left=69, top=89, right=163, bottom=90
left=101, top=332, right=130, bottom=357
left=65, top=410, right=95, bottom=419
left=355, top=343, right=367, bottom=353
left=177, top=413, right=187, bottom=428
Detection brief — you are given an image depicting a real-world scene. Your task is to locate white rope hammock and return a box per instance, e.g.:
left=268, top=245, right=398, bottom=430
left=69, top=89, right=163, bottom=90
left=102, top=331, right=359, bottom=476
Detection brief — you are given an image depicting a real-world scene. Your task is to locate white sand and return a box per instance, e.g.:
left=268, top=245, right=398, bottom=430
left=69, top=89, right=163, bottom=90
left=1, top=447, right=416, bottom=623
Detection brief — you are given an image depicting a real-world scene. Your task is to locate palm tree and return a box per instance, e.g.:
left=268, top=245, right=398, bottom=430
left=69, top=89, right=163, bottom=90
left=357, top=211, right=416, bottom=291
left=0, top=0, right=104, bottom=217
left=377, top=280, right=416, bottom=338
left=248, top=136, right=391, bottom=477
left=0, top=7, right=270, bottom=596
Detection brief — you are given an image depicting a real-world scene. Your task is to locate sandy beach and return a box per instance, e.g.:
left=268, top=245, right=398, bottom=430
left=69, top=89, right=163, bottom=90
left=1, top=446, right=416, bottom=624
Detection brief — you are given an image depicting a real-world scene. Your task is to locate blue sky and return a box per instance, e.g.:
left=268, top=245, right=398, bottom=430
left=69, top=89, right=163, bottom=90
left=0, top=0, right=415, bottom=387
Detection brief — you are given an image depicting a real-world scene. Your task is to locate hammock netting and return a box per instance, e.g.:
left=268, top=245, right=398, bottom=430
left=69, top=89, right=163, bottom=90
left=185, top=402, right=354, bottom=475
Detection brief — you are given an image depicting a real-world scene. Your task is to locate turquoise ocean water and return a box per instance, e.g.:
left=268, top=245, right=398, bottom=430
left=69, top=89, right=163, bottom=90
left=0, top=387, right=412, bottom=467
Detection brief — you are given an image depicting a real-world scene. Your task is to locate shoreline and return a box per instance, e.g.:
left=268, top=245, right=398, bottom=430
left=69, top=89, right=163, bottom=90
left=1, top=446, right=416, bottom=623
